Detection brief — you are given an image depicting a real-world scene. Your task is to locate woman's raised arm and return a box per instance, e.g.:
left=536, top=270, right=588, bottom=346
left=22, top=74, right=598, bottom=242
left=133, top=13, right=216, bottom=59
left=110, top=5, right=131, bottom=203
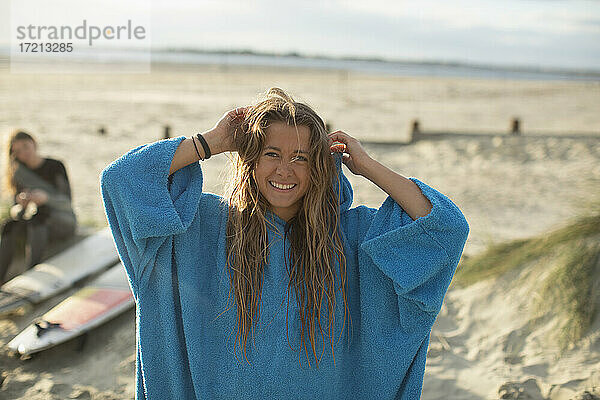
left=100, top=107, right=247, bottom=291
left=169, top=107, right=248, bottom=175
left=327, top=130, right=432, bottom=221
left=330, top=128, right=469, bottom=316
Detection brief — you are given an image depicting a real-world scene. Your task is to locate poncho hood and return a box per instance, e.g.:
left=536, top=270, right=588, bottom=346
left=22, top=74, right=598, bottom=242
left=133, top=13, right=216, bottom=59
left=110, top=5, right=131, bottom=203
left=333, top=151, right=353, bottom=212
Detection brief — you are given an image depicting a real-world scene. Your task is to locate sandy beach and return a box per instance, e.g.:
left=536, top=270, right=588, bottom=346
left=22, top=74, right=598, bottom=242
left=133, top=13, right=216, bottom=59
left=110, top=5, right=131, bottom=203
left=0, top=62, right=599, bottom=399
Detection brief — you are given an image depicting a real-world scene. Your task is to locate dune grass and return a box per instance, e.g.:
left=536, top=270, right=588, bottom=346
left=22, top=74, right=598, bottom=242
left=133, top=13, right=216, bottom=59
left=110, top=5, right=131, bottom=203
left=453, top=205, right=600, bottom=351
left=537, top=239, right=600, bottom=351
left=454, top=213, right=600, bottom=287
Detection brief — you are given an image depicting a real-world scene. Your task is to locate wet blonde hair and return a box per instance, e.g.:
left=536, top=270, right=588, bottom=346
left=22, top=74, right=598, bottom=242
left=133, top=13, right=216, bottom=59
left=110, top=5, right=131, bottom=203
left=223, top=88, right=350, bottom=367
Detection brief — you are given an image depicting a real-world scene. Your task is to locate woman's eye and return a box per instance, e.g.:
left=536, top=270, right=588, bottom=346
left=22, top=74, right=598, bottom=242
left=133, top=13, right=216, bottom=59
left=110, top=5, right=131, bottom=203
left=265, top=152, right=278, bottom=157
left=291, top=155, right=308, bottom=163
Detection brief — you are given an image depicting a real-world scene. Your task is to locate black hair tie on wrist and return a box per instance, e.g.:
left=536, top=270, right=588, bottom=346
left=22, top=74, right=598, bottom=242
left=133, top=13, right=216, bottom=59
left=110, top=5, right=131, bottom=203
left=191, top=136, right=204, bottom=161
left=195, top=133, right=211, bottom=160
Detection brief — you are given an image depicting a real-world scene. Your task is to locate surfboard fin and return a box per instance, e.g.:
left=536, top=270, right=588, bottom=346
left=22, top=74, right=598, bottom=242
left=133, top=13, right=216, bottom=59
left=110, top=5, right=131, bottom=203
left=34, top=320, right=63, bottom=337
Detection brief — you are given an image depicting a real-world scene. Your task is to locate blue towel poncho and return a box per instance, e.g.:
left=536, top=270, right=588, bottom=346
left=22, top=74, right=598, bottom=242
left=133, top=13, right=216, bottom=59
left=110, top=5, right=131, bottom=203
left=100, top=136, right=469, bottom=399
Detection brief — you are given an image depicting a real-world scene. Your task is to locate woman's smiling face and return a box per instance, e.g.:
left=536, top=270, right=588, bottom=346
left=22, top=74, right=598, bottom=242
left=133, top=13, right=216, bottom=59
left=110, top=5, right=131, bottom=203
left=254, top=121, right=311, bottom=222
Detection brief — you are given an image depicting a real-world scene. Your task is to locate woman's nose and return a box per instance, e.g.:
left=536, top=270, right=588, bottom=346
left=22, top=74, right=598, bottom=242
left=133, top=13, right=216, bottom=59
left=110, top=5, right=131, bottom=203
left=275, top=161, right=293, bottom=176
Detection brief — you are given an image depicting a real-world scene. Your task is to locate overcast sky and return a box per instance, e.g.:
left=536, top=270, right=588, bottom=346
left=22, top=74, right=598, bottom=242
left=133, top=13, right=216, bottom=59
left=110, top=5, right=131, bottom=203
left=2, top=0, right=599, bottom=70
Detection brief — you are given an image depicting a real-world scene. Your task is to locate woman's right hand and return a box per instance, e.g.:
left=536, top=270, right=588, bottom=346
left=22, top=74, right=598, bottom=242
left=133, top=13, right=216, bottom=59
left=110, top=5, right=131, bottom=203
left=16, top=191, right=31, bottom=206
left=203, top=107, right=249, bottom=154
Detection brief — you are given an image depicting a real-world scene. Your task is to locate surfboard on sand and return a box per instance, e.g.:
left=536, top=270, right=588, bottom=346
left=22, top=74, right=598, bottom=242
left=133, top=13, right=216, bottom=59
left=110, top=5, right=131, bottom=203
left=7, top=262, right=134, bottom=357
left=0, top=227, right=119, bottom=316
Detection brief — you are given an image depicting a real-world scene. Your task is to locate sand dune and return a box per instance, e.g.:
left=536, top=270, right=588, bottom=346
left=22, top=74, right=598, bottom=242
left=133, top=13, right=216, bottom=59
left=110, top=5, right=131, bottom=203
left=425, top=216, right=600, bottom=398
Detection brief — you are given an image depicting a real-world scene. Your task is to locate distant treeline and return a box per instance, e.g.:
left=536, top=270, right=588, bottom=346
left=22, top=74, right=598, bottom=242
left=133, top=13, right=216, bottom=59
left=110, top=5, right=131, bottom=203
left=156, top=47, right=600, bottom=78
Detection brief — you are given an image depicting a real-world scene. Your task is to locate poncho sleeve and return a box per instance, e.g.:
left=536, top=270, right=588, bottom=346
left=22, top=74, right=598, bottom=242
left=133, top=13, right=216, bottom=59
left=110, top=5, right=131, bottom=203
left=99, top=136, right=204, bottom=292
left=357, top=177, right=469, bottom=318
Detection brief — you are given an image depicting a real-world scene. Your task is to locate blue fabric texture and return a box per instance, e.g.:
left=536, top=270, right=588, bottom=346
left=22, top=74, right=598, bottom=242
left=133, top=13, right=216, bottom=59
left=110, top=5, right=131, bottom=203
left=100, top=136, right=469, bottom=400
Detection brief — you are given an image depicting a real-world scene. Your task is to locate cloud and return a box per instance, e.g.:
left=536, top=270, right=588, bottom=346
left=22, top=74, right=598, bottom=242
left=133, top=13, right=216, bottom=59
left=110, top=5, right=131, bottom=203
left=332, top=0, right=600, bottom=34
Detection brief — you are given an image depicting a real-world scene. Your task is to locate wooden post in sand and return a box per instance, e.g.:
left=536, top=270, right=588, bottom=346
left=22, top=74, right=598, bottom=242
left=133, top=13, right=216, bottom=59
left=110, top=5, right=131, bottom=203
left=164, top=125, right=171, bottom=139
left=511, top=118, right=521, bottom=136
left=409, top=119, right=421, bottom=144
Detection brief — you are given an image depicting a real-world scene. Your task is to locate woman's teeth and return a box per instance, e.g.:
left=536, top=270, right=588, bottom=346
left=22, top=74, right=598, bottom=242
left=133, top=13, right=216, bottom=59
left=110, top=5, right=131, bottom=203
left=270, top=181, right=296, bottom=190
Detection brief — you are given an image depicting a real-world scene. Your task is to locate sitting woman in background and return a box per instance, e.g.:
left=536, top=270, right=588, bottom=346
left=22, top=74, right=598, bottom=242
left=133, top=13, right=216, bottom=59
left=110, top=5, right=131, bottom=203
left=0, top=130, right=77, bottom=284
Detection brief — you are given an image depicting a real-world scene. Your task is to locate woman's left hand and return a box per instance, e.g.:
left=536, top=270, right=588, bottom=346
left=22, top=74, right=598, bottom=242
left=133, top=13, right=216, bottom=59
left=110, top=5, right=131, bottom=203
left=29, top=189, right=48, bottom=206
left=327, top=130, right=373, bottom=176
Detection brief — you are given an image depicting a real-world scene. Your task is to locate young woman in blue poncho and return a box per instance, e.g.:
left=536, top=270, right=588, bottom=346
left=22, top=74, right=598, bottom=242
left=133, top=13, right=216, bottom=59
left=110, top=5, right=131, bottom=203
left=100, top=87, right=469, bottom=399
